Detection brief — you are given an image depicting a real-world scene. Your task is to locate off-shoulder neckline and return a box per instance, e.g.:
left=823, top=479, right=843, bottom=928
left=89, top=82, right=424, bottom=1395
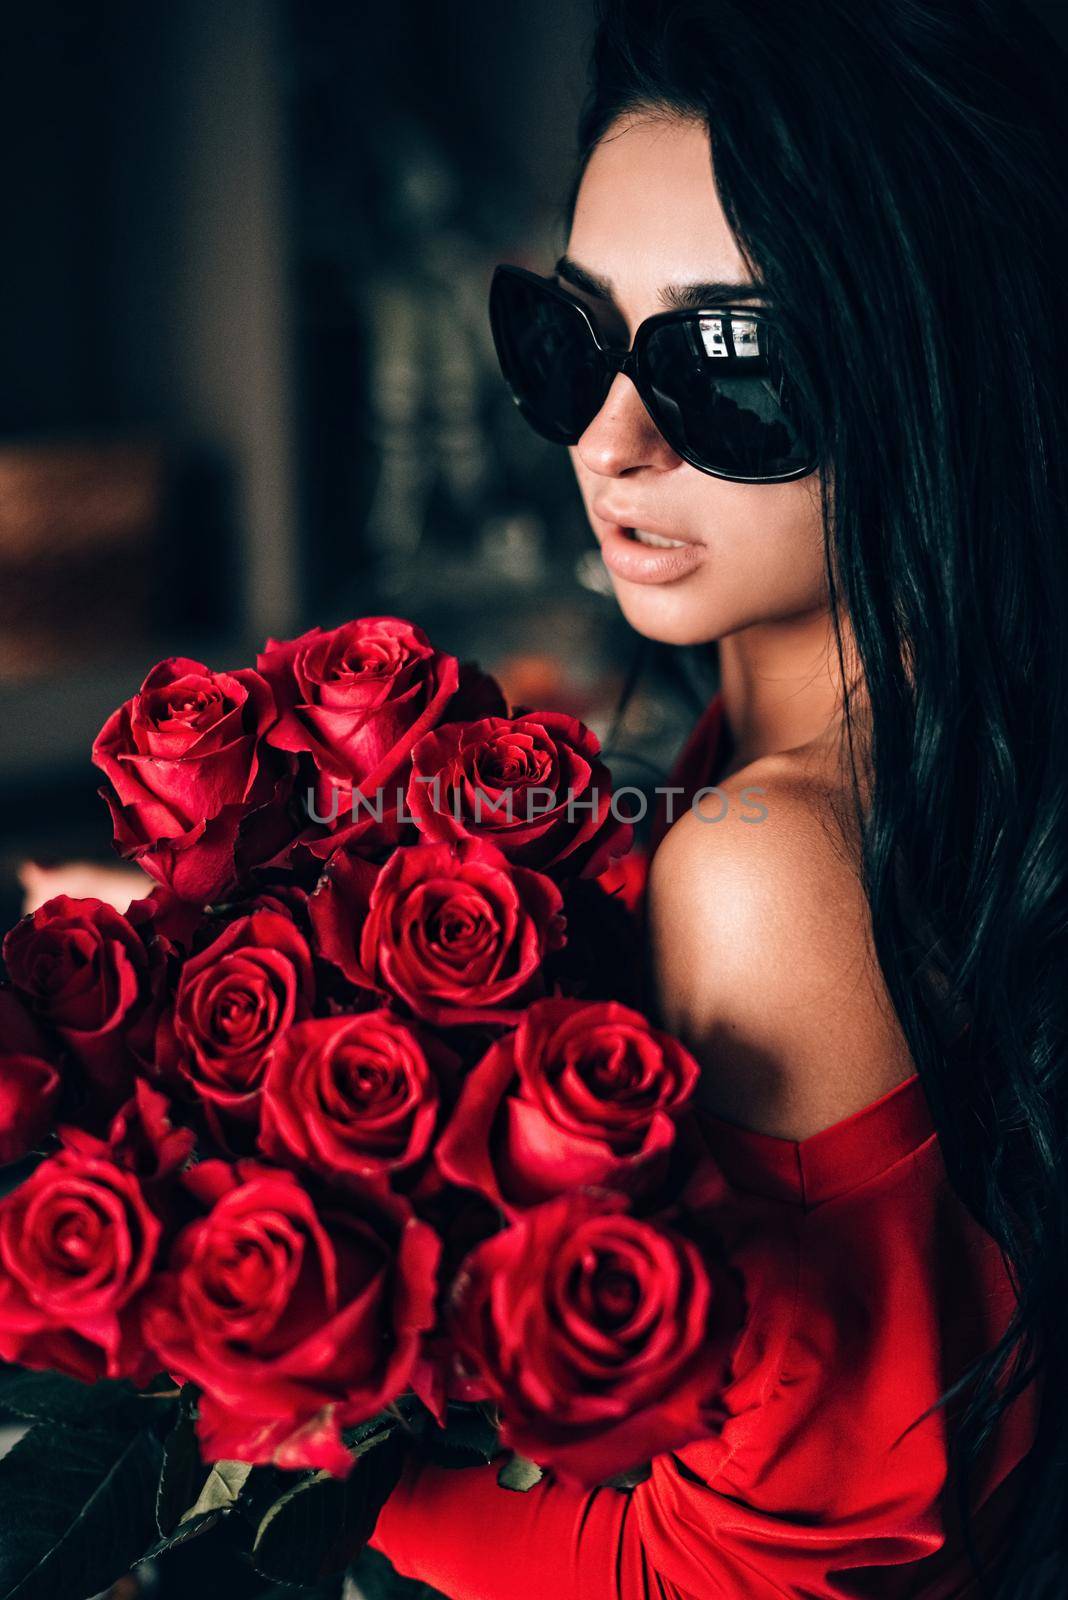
left=694, top=1071, right=936, bottom=1208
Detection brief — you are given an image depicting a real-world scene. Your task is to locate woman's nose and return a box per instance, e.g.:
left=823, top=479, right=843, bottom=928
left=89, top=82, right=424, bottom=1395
left=573, top=371, right=683, bottom=478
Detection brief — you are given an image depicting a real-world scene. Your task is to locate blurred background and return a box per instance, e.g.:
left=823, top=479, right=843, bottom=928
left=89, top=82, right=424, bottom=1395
left=0, top=0, right=721, bottom=932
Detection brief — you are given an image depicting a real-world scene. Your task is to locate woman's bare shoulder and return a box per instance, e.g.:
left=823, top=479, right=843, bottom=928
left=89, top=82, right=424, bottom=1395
left=645, top=750, right=915, bottom=1139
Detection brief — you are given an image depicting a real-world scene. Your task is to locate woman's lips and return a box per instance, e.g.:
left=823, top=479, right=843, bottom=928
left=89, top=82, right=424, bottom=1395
left=596, top=522, right=707, bottom=585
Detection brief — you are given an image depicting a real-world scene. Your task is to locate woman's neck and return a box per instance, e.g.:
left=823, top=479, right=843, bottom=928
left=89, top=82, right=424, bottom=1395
left=716, top=605, right=867, bottom=779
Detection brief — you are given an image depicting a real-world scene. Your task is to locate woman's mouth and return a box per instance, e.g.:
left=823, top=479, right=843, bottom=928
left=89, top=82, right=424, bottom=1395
left=596, top=521, right=707, bottom=584
left=627, top=528, right=690, bottom=549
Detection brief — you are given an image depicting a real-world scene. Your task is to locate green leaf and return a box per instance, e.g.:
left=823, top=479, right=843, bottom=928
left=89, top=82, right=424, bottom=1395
left=252, top=1432, right=407, bottom=1584
left=140, top=1509, right=224, bottom=1562
left=496, top=1452, right=543, bottom=1492
left=349, top=1426, right=395, bottom=1461
left=0, top=1422, right=163, bottom=1600
left=420, top=1403, right=498, bottom=1468
left=155, top=1393, right=206, bottom=1537
left=341, top=1395, right=426, bottom=1451
left=0, top=1365, right=169, bottom=1433
left=179, top=1458, right=253, bottom=1522
left=233, top=1463, right=302, bottom=1530
left=341, top=1410, right=397, bottom=1450
left=601, top=1462, right=652, bottom=1489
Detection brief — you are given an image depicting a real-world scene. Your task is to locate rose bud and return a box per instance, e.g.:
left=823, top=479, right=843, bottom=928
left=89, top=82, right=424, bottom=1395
left=92, top=656, right=292, bottom=905
left=406, top=711, right=631, bottom=878
left=0, top=1144, right=162, bottom=1383
left=61, top=1077, right=195, bottom=1190
left=310, top=838, right=565, bottom=1028
left=157, top=909, right=314, bottom=1139
left=144, top=1160, right=440, bottom=1475
left=435, top=997, right=699, bottom=1215
left=0, top=990, right=61, bottom=1165
left=126, top=884, right=205, bottom=960
left=3, top=895, right=156, bottom=1113
left=259, top=1010, right=456, bottom=1188
left=449, top=1190, right=743, bottom=1488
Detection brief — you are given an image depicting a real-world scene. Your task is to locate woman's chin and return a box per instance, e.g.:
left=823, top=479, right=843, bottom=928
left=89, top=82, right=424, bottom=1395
left=611, top=577, right=725, bottom=648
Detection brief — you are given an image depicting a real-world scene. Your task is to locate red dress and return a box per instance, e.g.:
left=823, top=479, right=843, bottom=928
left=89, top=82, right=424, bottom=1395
left=370, top=692, right=1039, bottom=1599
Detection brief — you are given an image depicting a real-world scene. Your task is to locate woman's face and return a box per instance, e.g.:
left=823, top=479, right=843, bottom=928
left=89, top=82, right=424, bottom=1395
left=565, top=113, right=827, bottom=647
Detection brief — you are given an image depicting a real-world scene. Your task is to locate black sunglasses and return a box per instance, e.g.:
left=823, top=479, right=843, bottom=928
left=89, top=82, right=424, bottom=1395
left=488, top=263, right=818, bottom=484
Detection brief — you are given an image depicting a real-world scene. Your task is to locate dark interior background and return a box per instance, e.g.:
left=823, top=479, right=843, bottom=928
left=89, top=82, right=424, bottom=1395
left=0, top=0, right=706, bottom=935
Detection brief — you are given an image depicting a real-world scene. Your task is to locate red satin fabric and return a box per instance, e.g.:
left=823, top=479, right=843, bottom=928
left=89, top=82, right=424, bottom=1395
left=370, top=691, right=1040, bottom=1598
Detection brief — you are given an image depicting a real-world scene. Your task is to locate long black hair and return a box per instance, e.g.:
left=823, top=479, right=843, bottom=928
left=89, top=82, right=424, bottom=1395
left=567, top=1, right=1068, bottom=1592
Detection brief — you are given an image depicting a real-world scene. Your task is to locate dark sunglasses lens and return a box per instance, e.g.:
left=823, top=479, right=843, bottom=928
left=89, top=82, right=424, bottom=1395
left=642, top=313, right=814, bottom=479
left=490, top=272, right=610, bottom=445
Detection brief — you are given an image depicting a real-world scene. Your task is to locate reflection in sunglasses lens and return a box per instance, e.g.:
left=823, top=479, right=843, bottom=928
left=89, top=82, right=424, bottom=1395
left=643, top=317, right=812, bottom=478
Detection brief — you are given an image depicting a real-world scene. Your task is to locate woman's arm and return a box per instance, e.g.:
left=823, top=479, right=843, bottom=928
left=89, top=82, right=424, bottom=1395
left=370, top=1454, right=700, bottom=1600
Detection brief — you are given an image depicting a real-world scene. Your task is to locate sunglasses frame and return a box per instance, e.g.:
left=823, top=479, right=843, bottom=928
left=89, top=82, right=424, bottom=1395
left=490, top=262, right=818, bottom=485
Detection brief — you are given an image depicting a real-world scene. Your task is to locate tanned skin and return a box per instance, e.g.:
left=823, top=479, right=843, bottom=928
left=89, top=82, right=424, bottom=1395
left=565, top=113, right=913, bottom=1138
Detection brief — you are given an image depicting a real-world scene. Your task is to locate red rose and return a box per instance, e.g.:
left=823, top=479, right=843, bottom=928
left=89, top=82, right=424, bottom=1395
left=310, top=839, right=566, bottom=1027
left=3, top=895, right=152, bottom=1110
left=260, top=1011, right=453, bottom=1187
left=436, top=998, right=699, bottom=1215
left=258, top=617, right=466, bottom=829
left=0, top=1144, right=162, bottom=1383
left=92, top=657, right=290, bottom=903
left=0, top=990, right=61, bottom=1164
left=448, top=1191, right=743, bottom=1487
left=158, top=910, right=314, bottom=1131
left=407, top=711, right=632, bottom=877
left=144, top=1160, right=440, bottom=1475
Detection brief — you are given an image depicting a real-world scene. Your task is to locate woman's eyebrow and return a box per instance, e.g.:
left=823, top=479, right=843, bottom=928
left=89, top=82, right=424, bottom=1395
left=553, top=254, right=766, bottom=308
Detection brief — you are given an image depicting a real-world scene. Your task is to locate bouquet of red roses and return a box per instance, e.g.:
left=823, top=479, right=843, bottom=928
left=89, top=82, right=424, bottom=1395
left=0, top=616, right=743, bottom=1597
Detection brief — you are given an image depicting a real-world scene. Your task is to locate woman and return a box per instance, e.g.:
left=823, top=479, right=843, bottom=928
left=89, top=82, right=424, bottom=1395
left=367, top=0, right=1068, bottom=1595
